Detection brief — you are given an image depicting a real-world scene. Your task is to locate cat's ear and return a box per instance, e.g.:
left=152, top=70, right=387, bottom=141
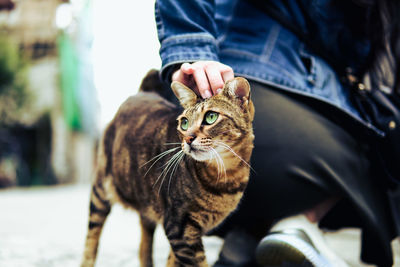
left=223, top=77, right=251, bottom=106
left=171, top=81, right=198, bottom=108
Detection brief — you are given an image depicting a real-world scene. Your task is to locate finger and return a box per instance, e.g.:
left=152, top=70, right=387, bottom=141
left=187, top=75, right=200, bottom=96
left=172, top=69, right=185, bottom=83
left=205, top=66, right=225, bottom=95
left=221, top=66, right=234, bottom=82
left=172, top=69, right=198, bottom=93
left=192, top=68, right=212, bottom=98
left=172, top=63, right=194, bottom=83
left=172, top=69, right=194, bottom=87
left=181, top=63, right=194, bottom=75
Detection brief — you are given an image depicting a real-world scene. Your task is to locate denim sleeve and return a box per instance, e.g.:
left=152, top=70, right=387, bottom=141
left=155, top=0, right=220, bottom=78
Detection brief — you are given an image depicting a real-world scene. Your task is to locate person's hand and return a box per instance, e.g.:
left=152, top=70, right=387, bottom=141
left=172, top=61, right=234, bottom=98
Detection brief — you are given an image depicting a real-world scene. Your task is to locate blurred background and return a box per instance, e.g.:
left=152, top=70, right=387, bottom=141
left=0, top=0, right=161, bottom=188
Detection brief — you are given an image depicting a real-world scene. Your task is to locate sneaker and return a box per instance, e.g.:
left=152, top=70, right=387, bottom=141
left=255, top=214, right=349, bottom=267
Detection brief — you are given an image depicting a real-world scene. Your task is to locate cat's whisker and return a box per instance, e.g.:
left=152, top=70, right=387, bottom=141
left=215, top=151, right=222, bottom=182
left=218, top=129, right=236, bottom=135
left=216, top=139, right=235, bottom=143
left=164, top=142, right=182, bottom=145
left=211, top=147, right=226, bottom=184
left=168, top=151, right=185, bottom=195
left=142, top=147, right=180, bottom=178
left=218, top=151, right=227, bottom=183
left=213, top=141, right=255, bottom=172
left=162, top=150, right=184, bottom=195
left=141, top=147, right=180, bottom=168
left=215, top=150, right=223, bottom=183
left=210, top=148, right=221, bottom=183
left=153, top=149, right=182, bottom=188
left=215, top=151, right=224, bottom=182
left=214, top=141, right=248, bottom=164
left=206, top=152, right=214, bottom=166
left=216, top=149, right=227, bottom=183
left=155, top=153, right=178, bottom=188
left=156, top=150, right=184, bottom=194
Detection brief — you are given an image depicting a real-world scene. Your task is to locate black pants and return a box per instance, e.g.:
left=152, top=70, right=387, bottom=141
left=216, top=81, right=396, bottom=267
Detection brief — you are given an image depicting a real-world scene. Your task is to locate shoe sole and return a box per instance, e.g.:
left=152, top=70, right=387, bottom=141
left=256, top=234, right=332, bottom=267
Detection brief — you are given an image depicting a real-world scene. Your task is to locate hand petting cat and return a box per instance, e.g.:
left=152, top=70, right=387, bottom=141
left=172, top=61, right=234, bottom=99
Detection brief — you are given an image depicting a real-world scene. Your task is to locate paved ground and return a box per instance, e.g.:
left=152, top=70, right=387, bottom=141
left=0, top=184, right=398, bottom=267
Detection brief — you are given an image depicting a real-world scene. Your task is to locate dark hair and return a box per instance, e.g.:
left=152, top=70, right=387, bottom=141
left=362, top=0, right=400, bottom=94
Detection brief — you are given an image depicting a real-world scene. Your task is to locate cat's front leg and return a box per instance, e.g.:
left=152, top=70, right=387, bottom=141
left=166, top=244, right=208, bottom=267
left=164, top=217, right=208, bottom=267
left=166, top=249, right=207, bottom=267
left=139, top=215, right=157, bottom=267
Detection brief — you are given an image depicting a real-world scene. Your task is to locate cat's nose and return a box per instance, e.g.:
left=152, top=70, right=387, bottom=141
left=184, top=135, right=196, bottom=145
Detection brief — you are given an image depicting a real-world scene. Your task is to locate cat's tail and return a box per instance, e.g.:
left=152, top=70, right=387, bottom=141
left=139, top=69, right=171, bottom=99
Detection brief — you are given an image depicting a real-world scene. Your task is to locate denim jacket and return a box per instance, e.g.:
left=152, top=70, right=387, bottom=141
left=155, top=0, right=382, bottom=134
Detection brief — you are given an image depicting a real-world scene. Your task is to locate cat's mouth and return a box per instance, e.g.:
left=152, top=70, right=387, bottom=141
left=190, top=145, right=209, bottom=152
left=183, top=143, right=212, bottom=161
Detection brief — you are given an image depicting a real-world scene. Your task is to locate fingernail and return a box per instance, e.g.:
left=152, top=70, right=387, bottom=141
left=204, top=90, right=212, bottom=98
left=182, top=63, right=192, bottom=70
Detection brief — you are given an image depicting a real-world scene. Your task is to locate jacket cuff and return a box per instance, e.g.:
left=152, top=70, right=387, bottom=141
left=160, top=33, right=219, bottom=79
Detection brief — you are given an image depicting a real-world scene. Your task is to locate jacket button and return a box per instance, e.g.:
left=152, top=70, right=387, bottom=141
left=389, top=120, right=396, bottom=130
left=358, top=83, right=366, bottom=91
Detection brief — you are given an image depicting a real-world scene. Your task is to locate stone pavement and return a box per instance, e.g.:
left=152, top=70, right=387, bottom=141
left=0, top=185, right=398, bottom=267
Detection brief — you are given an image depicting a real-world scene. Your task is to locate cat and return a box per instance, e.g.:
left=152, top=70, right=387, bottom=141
left=81, top=70, right=255, bottom=267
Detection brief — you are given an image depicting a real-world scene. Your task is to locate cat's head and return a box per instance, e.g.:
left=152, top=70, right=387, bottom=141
left=171, top=78, right=254, bottom=162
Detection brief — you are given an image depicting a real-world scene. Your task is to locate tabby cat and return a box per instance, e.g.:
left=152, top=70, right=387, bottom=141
left=81, top=70, right=255, bottom=267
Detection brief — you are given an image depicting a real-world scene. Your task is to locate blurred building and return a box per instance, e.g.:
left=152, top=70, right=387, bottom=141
left=0, top=0, right=14, bottom=11
left=10, top=0, right=59, bottom=58
left=0, top=0, right=97, bottom=187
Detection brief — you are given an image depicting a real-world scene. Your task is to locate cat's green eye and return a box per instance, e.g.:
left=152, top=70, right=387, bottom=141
left=181, top=118, right=189, bottom=131
left=204, top=111, right=219, bottom=125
